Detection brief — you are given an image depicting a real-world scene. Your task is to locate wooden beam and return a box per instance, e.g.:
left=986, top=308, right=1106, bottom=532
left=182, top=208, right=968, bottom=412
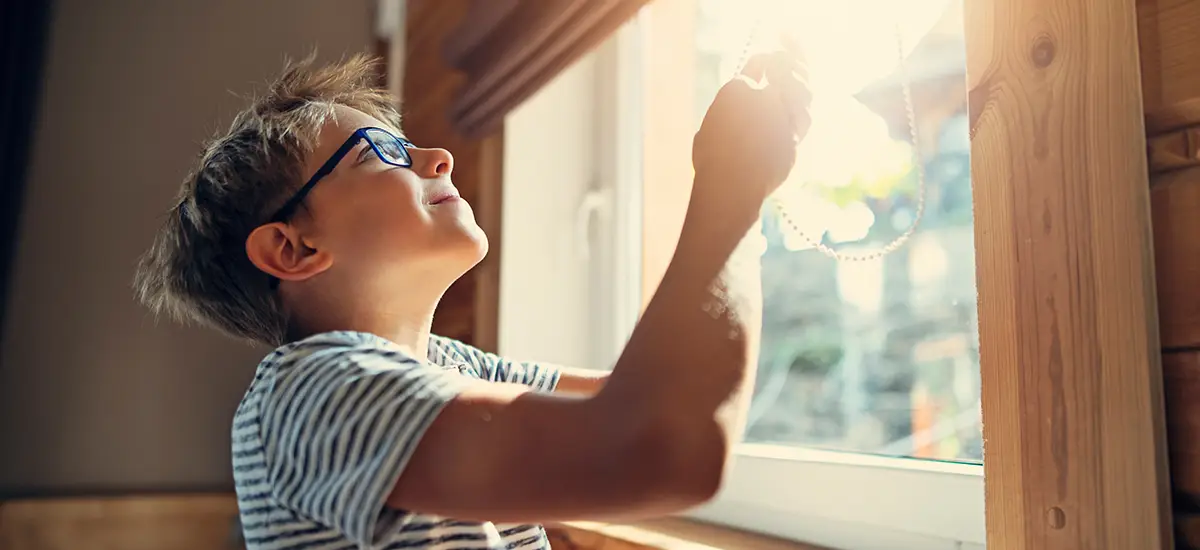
left=443, top=0, right=653, bottom=137
left=546, top=519, right=829, bottom=550
left=964, top=0, right=1174, bottom=547
left=470, top=132, right=505, bottom=353
left=0, top=494, right=239, bottom=550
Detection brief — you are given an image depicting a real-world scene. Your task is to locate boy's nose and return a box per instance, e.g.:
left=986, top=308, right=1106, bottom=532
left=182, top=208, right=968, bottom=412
left=412, top=147, right=454, bottom=178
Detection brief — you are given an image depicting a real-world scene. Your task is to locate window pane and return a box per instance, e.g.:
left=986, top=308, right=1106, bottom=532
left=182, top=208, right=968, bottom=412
left=690, top=0, right=980, bottom=463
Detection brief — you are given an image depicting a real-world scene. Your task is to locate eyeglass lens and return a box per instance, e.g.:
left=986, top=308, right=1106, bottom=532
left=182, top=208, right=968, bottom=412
left=365, top=128, right=411, bottom=166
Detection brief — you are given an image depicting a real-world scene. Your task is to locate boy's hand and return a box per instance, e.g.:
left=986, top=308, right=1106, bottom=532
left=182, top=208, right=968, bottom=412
left=691, top=50, right=812, bottom=219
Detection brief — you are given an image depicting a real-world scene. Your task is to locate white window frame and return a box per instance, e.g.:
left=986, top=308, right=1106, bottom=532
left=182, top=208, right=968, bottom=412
left=593, top=10, right=647, bottom=361
left=597, top=12, right=986, bottom=550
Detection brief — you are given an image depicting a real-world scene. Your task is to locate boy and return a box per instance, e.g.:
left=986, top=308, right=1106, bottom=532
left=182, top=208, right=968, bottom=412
left=134, top=52, right=809, bottom=550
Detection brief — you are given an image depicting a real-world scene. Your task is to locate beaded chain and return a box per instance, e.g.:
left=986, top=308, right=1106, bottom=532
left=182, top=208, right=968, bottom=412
left=730, top=9, right=928, bottom=262
left=702, top=6, right=928, bottom=337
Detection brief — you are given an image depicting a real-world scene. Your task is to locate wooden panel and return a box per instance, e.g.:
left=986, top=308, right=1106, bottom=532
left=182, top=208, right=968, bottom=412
left=1162, top=352, right=1200, bottom=499
left=1136, top=0, right=1200, bottom=113
left=546, top=519, right=829, bottom=550
left=1149, top=167, right=1200, bottom=350
left=1163, top=351, right=1200, bottom=548
left=964, top=0, right=1174, bottom=547
left=0, top=494, right=239, bottom=550
left=1137, top=1, right=1200, bottom=547
left=444, top=0, right=652, bottom=137
left=1142, top=0, right=1200, bottom=351
left=1147, top=125, right=1200, bottom=175
left=403, top=0, right=503, bottom=349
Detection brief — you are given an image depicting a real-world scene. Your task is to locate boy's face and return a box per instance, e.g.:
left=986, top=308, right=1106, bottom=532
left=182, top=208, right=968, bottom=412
left=268, top=105, right=487, bottom=288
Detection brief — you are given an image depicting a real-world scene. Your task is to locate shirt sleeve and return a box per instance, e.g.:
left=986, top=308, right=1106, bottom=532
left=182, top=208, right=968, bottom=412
left=429, top=335, right=561, bottom=393
left=260, top=344, right=469, bottom=549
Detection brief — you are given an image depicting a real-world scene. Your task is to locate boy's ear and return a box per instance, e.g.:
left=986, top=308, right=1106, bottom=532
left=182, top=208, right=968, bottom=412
left=246, top=222, right=333, bottom=283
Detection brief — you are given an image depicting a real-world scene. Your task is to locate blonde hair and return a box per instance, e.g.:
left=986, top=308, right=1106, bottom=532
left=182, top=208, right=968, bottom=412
left=134, top=54, right=403, bottom=346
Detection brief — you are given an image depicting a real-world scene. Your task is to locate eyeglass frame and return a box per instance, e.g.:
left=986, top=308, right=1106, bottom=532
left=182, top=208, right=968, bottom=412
left=268, top=126, right=415, bottom=223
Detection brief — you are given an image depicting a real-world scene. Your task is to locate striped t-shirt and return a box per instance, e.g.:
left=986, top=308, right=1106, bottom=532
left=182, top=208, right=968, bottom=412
left=232, top=330, right=561, bottom=550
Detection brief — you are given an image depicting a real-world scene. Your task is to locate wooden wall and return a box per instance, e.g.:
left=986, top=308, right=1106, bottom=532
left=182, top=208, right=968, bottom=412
left=0, top=495, right=241, bottom=550
left=1139, top=0, right=1200, bottom=546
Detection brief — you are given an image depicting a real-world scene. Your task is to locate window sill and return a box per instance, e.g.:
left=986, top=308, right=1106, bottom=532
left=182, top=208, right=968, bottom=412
left=546, top=518, right=829, bottom=550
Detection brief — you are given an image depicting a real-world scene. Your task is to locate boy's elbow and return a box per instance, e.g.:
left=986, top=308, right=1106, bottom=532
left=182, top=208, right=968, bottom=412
left=620, top=413, right=732, bottom=510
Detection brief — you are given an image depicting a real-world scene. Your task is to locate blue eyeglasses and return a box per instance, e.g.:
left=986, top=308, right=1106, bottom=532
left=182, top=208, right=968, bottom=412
left=269, top=127, right=415, bottom=223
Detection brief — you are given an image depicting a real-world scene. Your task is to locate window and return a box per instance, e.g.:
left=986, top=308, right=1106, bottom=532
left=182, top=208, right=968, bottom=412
left=502, top=0, right=984, bottom=548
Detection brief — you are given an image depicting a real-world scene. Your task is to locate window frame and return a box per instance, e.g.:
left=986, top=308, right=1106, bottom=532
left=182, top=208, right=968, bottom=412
left=598, top=7, right=987, bottom=549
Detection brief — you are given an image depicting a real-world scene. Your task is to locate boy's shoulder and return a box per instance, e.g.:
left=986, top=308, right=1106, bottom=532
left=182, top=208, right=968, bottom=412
left=256, top=330, right=474, bottom=375
left=237, top=331, right=480, bottom=424
left=259, top=330, right=404, bottom=368
left=245, top=331, right=559, bottom=404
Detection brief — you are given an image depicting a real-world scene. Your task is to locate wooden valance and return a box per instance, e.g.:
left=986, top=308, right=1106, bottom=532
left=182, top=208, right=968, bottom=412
left=441, top=0, right=652, bottom=137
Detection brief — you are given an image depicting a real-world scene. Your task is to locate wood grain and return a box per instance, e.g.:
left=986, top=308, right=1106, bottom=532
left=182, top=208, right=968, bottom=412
left=0, top=494, right=240, bottom=550
left=964, top=0, right=1174, bottom=547
left=547, top=519, right=829, bottom=550
left=1136, top=0, right=1200, bottom=113
left=1161, top=352, right=1200, bottom=501
left=444, top=0, right=652, bottom=137
left=1149, top=167, right=1200, bottom=350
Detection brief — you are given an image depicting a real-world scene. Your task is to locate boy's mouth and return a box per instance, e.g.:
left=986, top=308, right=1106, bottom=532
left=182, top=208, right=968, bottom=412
left=427, top=188, right=461, bottom=205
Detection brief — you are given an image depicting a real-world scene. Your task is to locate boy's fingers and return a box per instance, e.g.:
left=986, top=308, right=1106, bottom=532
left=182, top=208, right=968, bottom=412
left=719, top=74, right=763, bottom=101
left=765, top=51, right=813, bottom=137
left=790, top=58, right=810, bottom=88
left=767, top=51, right=812, bottom=108
left=729, top=74, right=760, bottom=89
left=740, top=53, right=771, bottom=83
left=778, top=33, right=810, bottom=83
left=780, top=32, right=806, bottom=65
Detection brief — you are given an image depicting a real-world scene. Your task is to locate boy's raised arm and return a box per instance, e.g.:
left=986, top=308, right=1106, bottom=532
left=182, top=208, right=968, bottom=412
left=385, top=53, right=810, bottom=523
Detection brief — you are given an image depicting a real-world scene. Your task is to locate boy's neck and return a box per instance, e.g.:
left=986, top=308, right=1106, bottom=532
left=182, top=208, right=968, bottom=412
left=369, top=312, right=435, bottom=358
left=284, top=279, right=443, bottom=358
left=290, top=307, right=436, bottom=357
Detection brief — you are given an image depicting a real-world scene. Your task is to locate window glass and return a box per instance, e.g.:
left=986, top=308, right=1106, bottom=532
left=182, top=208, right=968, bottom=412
left=687, top=0, right=981, bottom=462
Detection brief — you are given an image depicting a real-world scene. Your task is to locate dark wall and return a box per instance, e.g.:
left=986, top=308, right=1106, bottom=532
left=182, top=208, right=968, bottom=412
left=0, top=2, right=54, bottom=331
left=0, top=0, right=374, bottom=496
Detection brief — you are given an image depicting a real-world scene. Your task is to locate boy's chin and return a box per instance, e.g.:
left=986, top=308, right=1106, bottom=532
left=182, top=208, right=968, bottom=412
left=436, top=228, right=489, bottom=266
left=464, top=232, right=490, bottom=266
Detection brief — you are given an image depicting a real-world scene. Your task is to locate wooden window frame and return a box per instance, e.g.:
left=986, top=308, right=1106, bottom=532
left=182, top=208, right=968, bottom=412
left=965, top=0, right=1172, bottom=545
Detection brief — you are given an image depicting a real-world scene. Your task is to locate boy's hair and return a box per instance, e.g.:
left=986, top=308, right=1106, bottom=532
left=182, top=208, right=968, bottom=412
left=133, top=54, right=402, bottom=347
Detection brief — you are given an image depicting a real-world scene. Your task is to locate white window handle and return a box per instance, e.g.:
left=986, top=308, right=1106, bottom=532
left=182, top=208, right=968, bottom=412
left=574, top=188, right=611, bottom=262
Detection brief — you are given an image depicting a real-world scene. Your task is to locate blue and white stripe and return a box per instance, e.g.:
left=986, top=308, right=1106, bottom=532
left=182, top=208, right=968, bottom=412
left=232, top=331, right=560, bottom=549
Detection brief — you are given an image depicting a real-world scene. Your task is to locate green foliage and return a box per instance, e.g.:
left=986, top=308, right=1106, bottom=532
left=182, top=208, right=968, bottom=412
left=807, top=138, right=919, bottom=209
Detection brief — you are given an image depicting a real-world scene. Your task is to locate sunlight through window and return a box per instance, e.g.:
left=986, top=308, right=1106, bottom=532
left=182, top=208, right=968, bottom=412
left=693, top=0, right=980, bottom=463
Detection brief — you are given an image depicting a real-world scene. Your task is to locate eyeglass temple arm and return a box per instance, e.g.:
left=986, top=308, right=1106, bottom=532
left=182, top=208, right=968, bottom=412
left=271, top=130, right=368, bottom=221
